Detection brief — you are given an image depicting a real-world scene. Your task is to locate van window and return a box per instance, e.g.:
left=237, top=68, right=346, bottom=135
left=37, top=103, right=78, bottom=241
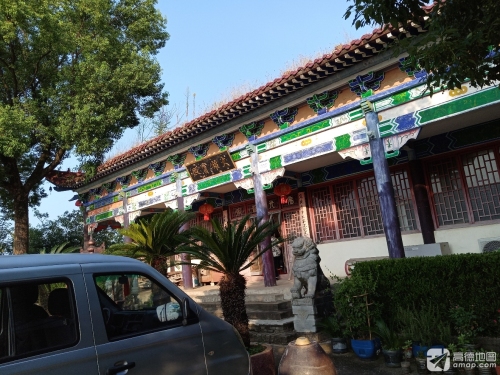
left=94, top=274, right=183, bottom=340
left=0, top=280, right=78, bottom=363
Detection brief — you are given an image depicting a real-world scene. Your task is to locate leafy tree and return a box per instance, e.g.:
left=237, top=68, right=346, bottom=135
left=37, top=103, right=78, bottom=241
left=29, top=208, right=122, bottom=254
left=179, top=215, right=283, bottom=348
left=108, top=210, right=194, bottom=277
left=0, top=211, right=13, bottom=254
left=344, top=0, right=500, bottom=92
left=0, top=0, right=169, bottom=254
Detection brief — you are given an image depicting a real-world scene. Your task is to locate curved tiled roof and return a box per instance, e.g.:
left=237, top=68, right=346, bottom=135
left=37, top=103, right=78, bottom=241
left=61, top=24, right=425, bottom=190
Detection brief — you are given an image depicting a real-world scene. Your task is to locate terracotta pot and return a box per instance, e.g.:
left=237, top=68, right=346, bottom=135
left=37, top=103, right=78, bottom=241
left=251, top=344, right=276, bottom=375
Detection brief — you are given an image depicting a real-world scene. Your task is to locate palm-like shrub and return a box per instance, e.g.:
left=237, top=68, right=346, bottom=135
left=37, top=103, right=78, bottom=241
left=108, top=210, right=194, bottom=276
left=179, top=215, right=282, bottom=348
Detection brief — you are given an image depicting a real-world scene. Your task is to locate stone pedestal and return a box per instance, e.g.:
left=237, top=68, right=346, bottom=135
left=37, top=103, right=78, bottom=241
left=292, top=297, right=328, bottom=333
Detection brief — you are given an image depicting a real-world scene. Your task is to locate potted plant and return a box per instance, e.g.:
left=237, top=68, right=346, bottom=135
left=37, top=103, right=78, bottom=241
left=401, top=340, right=413, bottom=374
left=373, top=319, right=403, bottom=368
left=334, top=272, right=381, bottom=360
left=318, top=314, right=348, bottom=354
left=443, top=343, right=458, bottom=374
left=449, top=306, right=483, bottom=350
left=397, top=304, right=444, bottom=358
left=415, top=350, right=428, bottom=374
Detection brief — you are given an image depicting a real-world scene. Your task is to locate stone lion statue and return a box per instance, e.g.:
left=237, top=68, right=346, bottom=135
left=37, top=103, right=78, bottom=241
left=290, top=236, right=329, bottom=299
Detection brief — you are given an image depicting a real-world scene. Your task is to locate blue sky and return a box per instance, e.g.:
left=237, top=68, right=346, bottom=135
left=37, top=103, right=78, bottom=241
left=31, top=0, right=374, bottom=225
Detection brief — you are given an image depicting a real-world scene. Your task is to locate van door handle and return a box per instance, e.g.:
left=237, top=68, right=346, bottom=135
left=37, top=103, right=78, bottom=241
left=106, top=361, right=136, bottom=375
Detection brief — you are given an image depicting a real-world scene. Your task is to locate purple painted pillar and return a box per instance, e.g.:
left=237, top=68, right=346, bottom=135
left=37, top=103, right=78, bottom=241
left=176, top=175, right=193, bottom=290
left=363, top=100, right=405, bottom=258
left=249, top=144, right=276, bottom=287
left=122, top=194, right=132, bottom=244
left=82, top=207, right=90, bottom=252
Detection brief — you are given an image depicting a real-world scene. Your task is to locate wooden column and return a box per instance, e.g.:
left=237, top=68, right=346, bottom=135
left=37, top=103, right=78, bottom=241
left=82, top=206, right=90, bottom=252
left=176, top=175, right=193, bottom=290
left=122, top=194, right=132, bottom=243
left=363, top=100, right=405, bottom=258
left=249, top=144, right=276, bottom=287
left=407, top=150, right=436, bottom=244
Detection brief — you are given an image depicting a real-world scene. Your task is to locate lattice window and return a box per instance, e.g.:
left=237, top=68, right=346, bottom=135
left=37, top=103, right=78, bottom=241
left=310, top=186, right=337, bottom=241
left=391, top=169, right=418, bottom=231
left=461, top=149, right=500, bottom=222
left=333, top=181, right=362, bottom=239
left=357, top=177, right=384, bottom=236
left=428, top=157, right=469, bottom=226
left=282, top=210, right=302, bottom=244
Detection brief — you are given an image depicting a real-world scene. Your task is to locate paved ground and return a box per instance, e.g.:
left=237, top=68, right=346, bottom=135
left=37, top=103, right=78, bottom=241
left=271, top=343, right=412, bottom=375
left=185, top=280, right=416, bottom=374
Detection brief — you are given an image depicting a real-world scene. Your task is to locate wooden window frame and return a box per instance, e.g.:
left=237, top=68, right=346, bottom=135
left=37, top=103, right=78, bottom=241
left=307, top=165, right=419, bottom=244
left=423, top=141, right=500, bottom=229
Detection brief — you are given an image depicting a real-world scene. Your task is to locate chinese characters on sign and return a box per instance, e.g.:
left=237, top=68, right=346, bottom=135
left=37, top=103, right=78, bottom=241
left=186, top=151, right=235, bottom=182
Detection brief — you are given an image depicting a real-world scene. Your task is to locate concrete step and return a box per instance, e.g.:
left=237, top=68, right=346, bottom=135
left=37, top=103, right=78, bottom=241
left=250, top=331, right=297, bottom=346
left=197, top=293, right=286, bottom=303
left=247, top=309, right=293, bottom=320
left=246, top=300, right=292, bottom=312
left=249, top=318, right=295, bottom=333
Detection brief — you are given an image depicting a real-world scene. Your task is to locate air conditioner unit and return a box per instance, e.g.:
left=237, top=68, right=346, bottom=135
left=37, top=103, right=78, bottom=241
left=478, top=237, right=500, bottom=253
left=403, top=242, right=451, bottom=258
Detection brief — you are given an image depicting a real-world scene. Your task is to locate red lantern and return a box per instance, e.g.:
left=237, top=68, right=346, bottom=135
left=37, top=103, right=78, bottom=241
left=75, top=200, right=82, bottom=207
left=199, top=203, right=214, bottom=221
left=274, top=183, right=292, bottom=204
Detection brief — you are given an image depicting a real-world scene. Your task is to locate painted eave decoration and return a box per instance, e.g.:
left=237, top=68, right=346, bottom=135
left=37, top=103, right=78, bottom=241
left=47, top=24, right=427, bottom=190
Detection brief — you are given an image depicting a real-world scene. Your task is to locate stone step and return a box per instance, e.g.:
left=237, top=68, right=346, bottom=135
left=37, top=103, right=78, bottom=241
left=247, top=309, right=293, bottom=320
left=249, top=318, right=295, bottom=333
left=196, top=293, right=286, bottom=303
left=250, top=331, right=297, bottom=346
left=245, top=300, right=292, bottom=312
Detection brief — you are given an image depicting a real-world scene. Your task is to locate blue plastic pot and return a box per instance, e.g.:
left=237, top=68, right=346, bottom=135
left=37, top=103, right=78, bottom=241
left=351, top=338, right=381, bottom=360
left=412, top=343, right=445, bottom=358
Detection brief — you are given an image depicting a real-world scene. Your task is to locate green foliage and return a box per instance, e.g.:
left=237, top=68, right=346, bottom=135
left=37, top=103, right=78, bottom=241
left=333, top=272, right=382, bottom=339
left=396, top=304, right=449, bottom=347
left=40, top=241, right=80, bottom=254
left=108, top=210, right=194, bottom=276
left=344, top=0, right=500, bottom=93
left=29, top=209, right=122, bottom=254
left=0, top=0, right=169, bottom=253
left=373, top=319, right=403, bottom=351
left=449, top=306, right=483, bottom=343
left=179, top=215, right=283, bottom=276
left=318, top=315, right=344, bottom=338
left=351, top=253, right=500, bottom=337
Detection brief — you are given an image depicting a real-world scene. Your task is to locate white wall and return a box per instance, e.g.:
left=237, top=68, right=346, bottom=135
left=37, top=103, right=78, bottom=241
left=434, top=223, right=500, bottom=254
left=317, top=223, right=500, bottom=278
left=318, top=232, right=424, bottom=278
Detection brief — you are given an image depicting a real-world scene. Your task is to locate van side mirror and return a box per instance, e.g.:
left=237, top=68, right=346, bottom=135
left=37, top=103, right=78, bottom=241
left=182, top=298, right=188, bottom=326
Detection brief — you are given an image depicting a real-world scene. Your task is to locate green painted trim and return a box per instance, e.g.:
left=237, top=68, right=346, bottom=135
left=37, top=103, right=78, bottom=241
left=335, top=134, right=352, bottom=151
left=280, top=119, right=330, bottom=143
left=137, top=179, right=162, bottom=194
left=270, top=155, right=282, bottom=169
left=95, top=211, right=113, bottom=222
left=197, top=173, right=231, bottom=190
left=231, top=151, right=241, bottom=161
left=418, top=87, right=500, bottom=124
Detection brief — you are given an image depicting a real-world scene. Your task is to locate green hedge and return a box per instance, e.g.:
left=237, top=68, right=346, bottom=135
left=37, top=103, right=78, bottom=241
left=349, top=252, right=500, bottom=337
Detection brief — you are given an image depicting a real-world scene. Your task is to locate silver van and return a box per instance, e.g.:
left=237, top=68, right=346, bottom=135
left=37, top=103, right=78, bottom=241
left=0, top=254, right=251, bottom=375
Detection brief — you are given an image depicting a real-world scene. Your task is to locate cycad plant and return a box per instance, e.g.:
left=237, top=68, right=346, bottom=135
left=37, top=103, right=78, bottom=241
left=108, top=209, right=194, bottom=276
left=41, top=241, right=80, bottom=254
left=179, top=215, right=283, bottom=348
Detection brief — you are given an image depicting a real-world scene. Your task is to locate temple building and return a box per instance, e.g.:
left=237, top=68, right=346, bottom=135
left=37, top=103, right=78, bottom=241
left=47, top=25, right=500, bottom=287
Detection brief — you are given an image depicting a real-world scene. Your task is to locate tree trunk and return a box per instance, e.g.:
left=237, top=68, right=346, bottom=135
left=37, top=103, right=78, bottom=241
left=13, top=192, right=30, bottom=255
left=219, top=273, right=249, bottom=348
